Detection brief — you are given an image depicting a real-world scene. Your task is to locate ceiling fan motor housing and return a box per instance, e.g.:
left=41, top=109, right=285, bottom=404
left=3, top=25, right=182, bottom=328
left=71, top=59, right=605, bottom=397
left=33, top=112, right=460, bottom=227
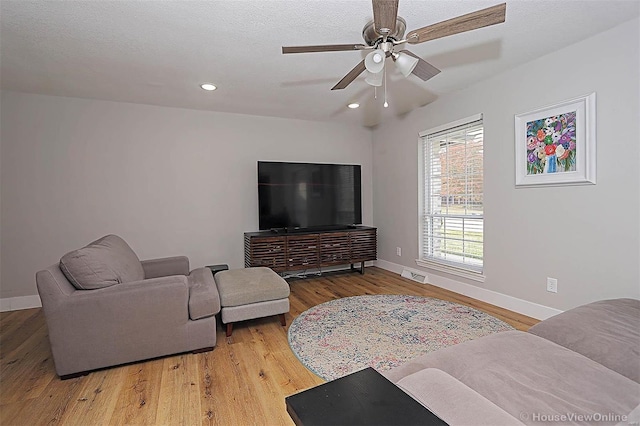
left=362, top=17, right=407, bottom=46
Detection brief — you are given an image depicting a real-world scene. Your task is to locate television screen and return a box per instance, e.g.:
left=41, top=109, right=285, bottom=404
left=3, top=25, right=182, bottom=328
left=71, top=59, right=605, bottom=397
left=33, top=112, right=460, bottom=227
left=258, top=161, right=362, bottom=231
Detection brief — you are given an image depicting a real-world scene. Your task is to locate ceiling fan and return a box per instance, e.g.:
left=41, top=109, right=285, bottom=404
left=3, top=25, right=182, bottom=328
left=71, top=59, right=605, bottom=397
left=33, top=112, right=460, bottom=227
left=282, top=1, right=506, bottom=91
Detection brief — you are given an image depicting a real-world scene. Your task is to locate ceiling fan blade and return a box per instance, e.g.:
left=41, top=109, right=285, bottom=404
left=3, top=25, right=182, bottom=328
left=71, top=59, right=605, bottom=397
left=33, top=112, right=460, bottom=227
left=407, top=3, right=506, bottom=44
left=372, top=0, right=399, bottom=35
left=331, top=60, right=366, bottom=90
left=282, top=44, right=367, bottom=54
left=400, top=50, right=441, bottom=81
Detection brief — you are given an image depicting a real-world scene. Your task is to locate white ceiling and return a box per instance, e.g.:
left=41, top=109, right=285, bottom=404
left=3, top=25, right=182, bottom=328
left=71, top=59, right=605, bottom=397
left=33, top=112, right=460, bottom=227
left=1, top=1, right=638, bottom=128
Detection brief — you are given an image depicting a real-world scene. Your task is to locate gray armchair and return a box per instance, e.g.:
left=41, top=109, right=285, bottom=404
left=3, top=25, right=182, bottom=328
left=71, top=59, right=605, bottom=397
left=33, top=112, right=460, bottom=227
left=36, top=235, right=220, bottom=379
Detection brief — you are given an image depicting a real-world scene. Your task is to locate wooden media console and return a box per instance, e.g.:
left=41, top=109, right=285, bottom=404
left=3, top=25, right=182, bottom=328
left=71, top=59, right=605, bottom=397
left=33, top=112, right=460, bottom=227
left=244, top=226, right=377, bottom=274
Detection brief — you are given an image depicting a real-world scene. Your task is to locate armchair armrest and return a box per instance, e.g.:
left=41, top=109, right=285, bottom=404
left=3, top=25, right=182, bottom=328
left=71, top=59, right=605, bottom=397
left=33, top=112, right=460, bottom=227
left=141, top=256, right=190, bottom=278
left=187, top=267, right=221, bottom=320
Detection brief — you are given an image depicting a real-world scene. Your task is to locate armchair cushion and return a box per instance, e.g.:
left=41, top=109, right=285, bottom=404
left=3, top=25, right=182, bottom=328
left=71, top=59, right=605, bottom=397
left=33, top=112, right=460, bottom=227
left=59, top=235, right=144, bottom=290
left=187, top=267, right=221, bottom=320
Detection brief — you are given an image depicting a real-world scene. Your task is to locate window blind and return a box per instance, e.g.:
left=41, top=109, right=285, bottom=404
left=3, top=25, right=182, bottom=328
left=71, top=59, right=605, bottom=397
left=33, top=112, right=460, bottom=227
left=420, top=118, right=484, bottom=273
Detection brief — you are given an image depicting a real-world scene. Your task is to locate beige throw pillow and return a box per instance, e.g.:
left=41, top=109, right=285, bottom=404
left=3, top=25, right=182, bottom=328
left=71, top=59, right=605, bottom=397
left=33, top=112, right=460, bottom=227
left=59, top=234, right=144, bottom=290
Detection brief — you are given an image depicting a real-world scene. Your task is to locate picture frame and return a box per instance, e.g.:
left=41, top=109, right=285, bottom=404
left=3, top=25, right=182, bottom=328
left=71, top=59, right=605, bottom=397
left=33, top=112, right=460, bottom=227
left=514, top=93, right=596, bottom=187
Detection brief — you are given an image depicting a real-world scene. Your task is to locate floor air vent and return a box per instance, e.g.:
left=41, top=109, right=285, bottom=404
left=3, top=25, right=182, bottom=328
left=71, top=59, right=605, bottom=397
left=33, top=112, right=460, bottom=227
left=401, top=269, right=428, bottom=284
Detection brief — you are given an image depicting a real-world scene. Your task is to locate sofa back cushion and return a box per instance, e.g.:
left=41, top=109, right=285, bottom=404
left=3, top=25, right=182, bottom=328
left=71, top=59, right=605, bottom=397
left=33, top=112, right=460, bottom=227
left=528, top=298, right=640, bottom=383
left=59, top=235, right=145, bottom=290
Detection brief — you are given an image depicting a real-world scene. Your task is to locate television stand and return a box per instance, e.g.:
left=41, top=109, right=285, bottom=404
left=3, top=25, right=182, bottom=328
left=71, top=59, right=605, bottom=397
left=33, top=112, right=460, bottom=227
left=350, top=262, right=365, bottom=275
left=244, top=226, right=376, bottom=275
left=272, top=225, right=357, bottom=234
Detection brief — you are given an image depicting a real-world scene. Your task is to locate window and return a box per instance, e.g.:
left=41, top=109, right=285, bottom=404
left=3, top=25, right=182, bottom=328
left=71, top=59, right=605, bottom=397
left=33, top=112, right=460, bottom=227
left=418, top=115, right=484, bottom=281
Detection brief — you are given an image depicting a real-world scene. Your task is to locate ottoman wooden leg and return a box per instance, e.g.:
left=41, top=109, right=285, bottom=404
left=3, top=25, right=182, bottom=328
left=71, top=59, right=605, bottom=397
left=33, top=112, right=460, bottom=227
left=279, top=313, right=286, bottom=327
left=226, top=323, right=233, bottom=337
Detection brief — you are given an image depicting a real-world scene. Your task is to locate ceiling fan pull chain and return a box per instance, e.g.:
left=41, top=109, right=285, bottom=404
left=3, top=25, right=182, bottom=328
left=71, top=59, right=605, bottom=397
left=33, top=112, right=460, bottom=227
left=383, top=65, right=389, bottom=108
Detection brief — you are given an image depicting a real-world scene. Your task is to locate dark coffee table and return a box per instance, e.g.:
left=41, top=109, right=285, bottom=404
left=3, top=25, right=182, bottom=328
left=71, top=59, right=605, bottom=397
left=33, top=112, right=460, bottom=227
left=285, top=367, right=447, bottom=426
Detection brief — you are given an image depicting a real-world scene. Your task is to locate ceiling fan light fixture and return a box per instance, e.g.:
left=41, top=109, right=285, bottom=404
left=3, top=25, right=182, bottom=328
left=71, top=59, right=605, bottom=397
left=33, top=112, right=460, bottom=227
left=365, top=69, right=384, bottom=87
left=393, top=52, right=419, bottom=77
left=364, top=50, right=385, bottom=74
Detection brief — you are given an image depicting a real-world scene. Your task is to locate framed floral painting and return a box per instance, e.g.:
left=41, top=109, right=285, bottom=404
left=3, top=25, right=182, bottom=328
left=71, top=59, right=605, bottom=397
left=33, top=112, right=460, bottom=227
left=515, top=93, right=596, bottom=187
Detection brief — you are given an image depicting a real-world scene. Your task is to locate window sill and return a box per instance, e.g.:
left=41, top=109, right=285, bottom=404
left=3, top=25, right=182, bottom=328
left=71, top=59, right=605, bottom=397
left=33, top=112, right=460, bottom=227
left=415, top=259, right=485, bottom=283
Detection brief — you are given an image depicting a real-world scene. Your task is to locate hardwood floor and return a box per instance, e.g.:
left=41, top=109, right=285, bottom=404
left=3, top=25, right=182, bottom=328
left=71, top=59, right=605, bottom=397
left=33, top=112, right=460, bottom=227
left=0, top=267, right=538, bottom=425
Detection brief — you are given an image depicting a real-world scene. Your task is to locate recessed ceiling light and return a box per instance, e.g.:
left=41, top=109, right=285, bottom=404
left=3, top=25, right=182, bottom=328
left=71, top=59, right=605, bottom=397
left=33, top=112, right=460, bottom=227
left=347, top=103, right=360, bottom=109
left=200, top=83, right=217, bottom=91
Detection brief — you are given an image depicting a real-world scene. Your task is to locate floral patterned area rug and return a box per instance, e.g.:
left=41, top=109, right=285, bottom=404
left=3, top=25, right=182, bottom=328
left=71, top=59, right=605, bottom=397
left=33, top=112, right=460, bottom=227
left=288, top=295, right=514, bottom=381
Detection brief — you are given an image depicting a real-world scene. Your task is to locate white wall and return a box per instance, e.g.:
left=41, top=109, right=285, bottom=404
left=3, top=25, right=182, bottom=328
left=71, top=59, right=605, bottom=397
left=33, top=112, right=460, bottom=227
left=372, top=18, right=640, bottom=313
left=0, top=93, right=373, bottom=300
left=2, top=19, right=638, bottom=315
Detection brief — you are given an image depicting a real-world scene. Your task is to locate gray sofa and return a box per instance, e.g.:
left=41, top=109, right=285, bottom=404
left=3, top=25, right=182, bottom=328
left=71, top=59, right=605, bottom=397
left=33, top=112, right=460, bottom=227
left=36, top=235, right=220, bottom=378
left=384, top=298, right=640, bottom=425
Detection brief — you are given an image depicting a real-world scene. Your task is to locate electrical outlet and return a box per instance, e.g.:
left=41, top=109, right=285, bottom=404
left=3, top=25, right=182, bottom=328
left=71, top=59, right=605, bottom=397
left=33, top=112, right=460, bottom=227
left=546, top=277, right=558, bottom=293
left=396, top=247, right=402, bottom=256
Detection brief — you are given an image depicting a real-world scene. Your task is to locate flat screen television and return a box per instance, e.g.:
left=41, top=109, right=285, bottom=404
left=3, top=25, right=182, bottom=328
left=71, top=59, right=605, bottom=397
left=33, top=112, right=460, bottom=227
left=258, top=161, right=362, bottom=231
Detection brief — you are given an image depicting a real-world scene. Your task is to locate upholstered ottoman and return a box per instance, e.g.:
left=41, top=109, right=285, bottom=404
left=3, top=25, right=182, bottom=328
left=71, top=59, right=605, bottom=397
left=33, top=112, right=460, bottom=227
left=214, top=267, right=290, bottom=337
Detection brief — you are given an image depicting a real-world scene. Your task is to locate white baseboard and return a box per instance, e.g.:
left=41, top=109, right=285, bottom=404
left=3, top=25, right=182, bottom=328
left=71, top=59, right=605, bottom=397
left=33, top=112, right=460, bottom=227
left=0, top=295, right=42, bottom=312
left=375, top=259, right=562, bottom=320
left=0, top=260, right=560, bottom=318
left=0, top=261, right=377, bottom=313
